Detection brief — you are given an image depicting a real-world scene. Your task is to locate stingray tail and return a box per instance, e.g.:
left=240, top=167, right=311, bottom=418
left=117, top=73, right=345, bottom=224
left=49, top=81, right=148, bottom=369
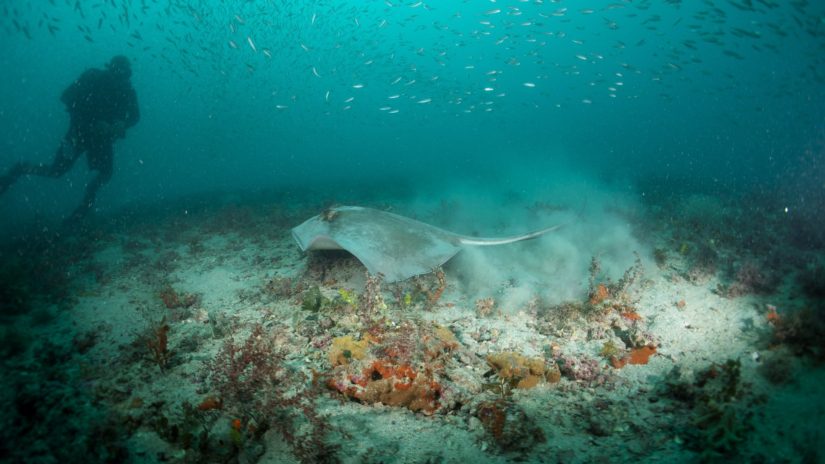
left=457, top=225, right=562, bottom=246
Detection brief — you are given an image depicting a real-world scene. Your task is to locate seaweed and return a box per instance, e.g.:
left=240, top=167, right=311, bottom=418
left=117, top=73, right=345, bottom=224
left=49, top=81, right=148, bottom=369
left=662, top=360, right=758, bottom=459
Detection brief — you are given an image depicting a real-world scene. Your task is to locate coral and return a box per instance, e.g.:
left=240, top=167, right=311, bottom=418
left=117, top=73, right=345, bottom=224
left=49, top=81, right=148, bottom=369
left=301, top=285, right=329, bottom=312
left=556, top=355, right=609, bottom=386
left=589, top=283, right=610, bottom=306
left=211, top=325, right=287, bottom=408
left=609, top=345, right=657, bottom=369
left=359, top=272, right=387, bottom=317
left=145, top=317, right=170, bottom=369
left=328, top=359, right=442, bottom=414
left=210, top=325, right=339, bottom=463
left=385, top=267, right=447, bottom=311
left=725, top=259, right=779, bottom=297
left=328, top=335, right=372, bottom=367
left=475, top=297, right=496, bottom=317
left=1, top=339, right=130, bottom=462
left=663, top=359, right=754, bottom=458
left=326, top=323, right=460, bottom=414
left=337, top=287, right=356, bottom=306
left=757, top=353, right=794, bottom=385
left=426, top=267, right=447, bottom=307
left=586, top=254, right=644, bottom=319
left=599, top=341, right=622, bottom=360
left=197, top=396, right=223, bottom=411
left=772, top=306, right=825, bottom=359
left=475, top=400, right=546, bottom=454
left=486, top=352, right=548, bottom=390
left=159, top=284, right=199, bottom=309
left=265, top=276, right=297, bottom=299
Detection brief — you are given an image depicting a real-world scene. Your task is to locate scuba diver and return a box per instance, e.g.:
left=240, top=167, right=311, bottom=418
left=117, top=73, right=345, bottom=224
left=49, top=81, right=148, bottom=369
left=0, top=55, right=140, bottom=222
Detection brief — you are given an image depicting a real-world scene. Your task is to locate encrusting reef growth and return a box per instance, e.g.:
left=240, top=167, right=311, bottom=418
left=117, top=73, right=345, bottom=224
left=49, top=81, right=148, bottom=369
left=0, top=190, right=823, bottom=462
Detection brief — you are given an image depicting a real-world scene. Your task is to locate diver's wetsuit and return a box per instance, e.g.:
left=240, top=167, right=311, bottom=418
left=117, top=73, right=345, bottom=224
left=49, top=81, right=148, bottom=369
left=0, top=57, right=139, bottom=220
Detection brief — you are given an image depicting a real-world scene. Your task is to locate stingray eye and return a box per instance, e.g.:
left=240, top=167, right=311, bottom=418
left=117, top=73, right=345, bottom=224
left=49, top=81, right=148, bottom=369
left=321, top=208, right=338, bottom=222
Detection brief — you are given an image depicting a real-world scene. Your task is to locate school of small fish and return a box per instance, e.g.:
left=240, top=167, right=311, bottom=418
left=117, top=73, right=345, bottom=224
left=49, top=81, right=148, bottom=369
left=2, top=0, right=823, bottom=116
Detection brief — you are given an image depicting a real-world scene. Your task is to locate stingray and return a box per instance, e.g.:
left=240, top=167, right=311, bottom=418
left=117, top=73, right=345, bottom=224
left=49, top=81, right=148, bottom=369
left=291, top=206, right=561, bottom=282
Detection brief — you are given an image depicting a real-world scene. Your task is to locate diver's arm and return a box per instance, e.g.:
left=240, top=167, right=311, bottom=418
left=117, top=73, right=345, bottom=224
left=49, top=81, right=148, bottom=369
left=61, top=69, right=97, bottom=109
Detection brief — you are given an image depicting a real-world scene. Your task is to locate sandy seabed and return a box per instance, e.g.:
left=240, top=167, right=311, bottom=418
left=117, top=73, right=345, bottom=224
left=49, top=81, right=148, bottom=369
left=1, top=188, right=823, bottom=464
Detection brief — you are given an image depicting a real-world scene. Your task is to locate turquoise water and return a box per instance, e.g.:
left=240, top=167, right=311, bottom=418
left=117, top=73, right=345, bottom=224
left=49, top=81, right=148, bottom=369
left=1, top=1, right=822, bottom=222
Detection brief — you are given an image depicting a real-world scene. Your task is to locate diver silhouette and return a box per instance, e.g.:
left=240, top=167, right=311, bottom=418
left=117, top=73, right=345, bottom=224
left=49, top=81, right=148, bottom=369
left=0, top=55, right=139, bottom=222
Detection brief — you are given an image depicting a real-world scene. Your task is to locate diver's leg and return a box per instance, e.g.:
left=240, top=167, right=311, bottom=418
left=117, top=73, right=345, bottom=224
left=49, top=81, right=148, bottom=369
left=0, top=137, right=80, bottom=194
left=68, top=144, right=113, bottom=220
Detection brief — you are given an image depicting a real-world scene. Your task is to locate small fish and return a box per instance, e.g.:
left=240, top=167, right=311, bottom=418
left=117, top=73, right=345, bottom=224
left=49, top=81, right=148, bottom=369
left=275, top=105, right=288, bottom=109
left=228, top=40, right=237, bottom=49
left=352, top=84, right=364, bottom=89
left=301, top=43, right=309, bottom=52
left=311, top=13, right=317, bottom=25
left=312, top=67, right=321, bottom=77
left=523, top=82, right=536, bottom=88
left=344, top=97, right=355, bottom=103
left=325, top=90, right=330, bottom=102
left=417, top=98, right=431, bottom=104
left=247, top=36, right=256, bottom=52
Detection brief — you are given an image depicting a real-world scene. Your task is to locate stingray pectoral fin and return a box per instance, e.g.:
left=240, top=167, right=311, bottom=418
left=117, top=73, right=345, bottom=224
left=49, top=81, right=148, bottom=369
left=334, top=235, right=461, bottom=282
left=457, top=224, right=563, bottom=246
